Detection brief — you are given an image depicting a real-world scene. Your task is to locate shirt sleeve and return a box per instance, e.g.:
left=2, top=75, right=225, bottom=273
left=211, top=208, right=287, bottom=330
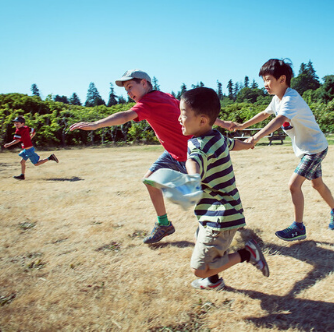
left=188, top=149, right=207, bottom=180
left=264, top=97, right=275, bottom=115
left=278, top=95, right=297, bottom=120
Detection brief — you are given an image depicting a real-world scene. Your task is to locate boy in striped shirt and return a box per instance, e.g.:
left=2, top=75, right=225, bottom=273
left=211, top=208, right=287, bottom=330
left=179, top=87, right=269, bottom=290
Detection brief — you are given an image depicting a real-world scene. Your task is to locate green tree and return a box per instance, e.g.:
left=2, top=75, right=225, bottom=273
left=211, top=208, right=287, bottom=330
left=176, top=83, right=187, bottom=99
left=31, top=84, right=40, bottom=97
left=251, top=80, right=258, bottom=89
left=107, top=83, right=118, bottom=106
left=227, top=79, right=234, bottom=99
left=216, top=80, right=223, bottom=100
left=236, top=87, right=265, bottom=103
left=320, top=75, right=334, bottom=103
left=69, top=93, right=82, bottom=106
left=152, top=77, right=160, bottom=91
left=244, top=76, right=249, bottom=88
left=85, top=82, right=105, bottom=107
left=291, top=61, right=320, bottom=95
left=54, top=95, right=69, bottom=103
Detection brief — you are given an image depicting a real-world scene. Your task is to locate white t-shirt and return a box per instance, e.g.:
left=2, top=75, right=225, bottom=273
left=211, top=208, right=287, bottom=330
left=265, top=87, right=327, bottom=158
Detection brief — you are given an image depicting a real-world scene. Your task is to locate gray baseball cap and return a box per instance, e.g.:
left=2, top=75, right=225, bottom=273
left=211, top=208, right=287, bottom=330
left=115, top=69, right=151, bottom=87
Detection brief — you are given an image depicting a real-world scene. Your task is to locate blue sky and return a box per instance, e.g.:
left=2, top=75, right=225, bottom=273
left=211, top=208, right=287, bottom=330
left=1, top=0, right=333, bottom=103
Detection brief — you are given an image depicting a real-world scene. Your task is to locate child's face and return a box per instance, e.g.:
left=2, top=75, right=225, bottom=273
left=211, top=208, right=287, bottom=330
left=123, top=80, right=147, bottom=102
left=179, top=100, right=203, bottom=136
left=262, top=74, right=286, bottom=96
left=14, top=121, right=24, bottom=129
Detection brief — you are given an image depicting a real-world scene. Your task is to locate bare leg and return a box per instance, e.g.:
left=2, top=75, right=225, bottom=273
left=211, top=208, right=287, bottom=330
left=143, top=170, right=166, bottom=217
left=34, top=157, right=49, bottom=166
left=311, top=177, right=334, bottom=209
left=193, top=252, right=241, bottom=279
left=288, top=173, right=307, bottom=223
left=20, top=159, right=26, bottom=175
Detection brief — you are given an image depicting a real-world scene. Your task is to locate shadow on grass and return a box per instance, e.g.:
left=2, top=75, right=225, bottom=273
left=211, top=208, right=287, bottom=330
left=227, top=239, right=334, bottom=331
left=46, top=176, right=84, bottom=182
left=148, top=241, right=194, bottom=249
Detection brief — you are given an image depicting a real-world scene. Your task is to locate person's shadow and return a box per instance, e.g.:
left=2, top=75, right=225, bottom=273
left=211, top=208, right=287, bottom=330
left=226, top=234, right=334, bottom=331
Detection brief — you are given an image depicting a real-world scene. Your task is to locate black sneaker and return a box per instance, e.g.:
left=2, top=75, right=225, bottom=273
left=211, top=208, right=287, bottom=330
left=13, top=174, right=25, bottom=180
left=49, top=154, right=59, bottom=163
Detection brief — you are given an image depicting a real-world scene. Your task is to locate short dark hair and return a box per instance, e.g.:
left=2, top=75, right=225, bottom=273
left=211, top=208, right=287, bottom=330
left=181, top=87, right=220, bottom=126
left=131, top=78, right=153, bottom=90
left=259, top=59, right=294, bottom=86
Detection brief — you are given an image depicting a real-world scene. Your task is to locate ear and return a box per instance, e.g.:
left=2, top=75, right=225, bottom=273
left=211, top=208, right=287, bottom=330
left=279, top=75, right=286, bottom=84
left=200, top=115, right=209, bottom=126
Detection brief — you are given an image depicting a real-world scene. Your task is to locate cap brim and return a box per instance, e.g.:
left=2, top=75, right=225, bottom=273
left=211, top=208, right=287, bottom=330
left=115, top=77, right=133, bottom=87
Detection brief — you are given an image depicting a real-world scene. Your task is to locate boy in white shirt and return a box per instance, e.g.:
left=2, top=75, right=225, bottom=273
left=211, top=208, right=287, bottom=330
left=231, top=58, right=334, bottom=240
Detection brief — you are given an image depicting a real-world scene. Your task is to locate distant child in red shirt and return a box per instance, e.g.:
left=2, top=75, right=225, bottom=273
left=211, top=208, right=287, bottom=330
left=4, top=116, right=59, bottom=180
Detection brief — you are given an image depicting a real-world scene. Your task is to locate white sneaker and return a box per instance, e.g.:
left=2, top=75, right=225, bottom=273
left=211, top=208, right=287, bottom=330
left=245, top=239, right=270, bottom=277
left=191, top=277, right=225, bottom=290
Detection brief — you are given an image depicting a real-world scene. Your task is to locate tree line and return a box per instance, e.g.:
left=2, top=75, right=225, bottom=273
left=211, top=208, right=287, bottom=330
left=1, top=61, right=333, bottom=149
left=29, top=61, right=334, bottom=108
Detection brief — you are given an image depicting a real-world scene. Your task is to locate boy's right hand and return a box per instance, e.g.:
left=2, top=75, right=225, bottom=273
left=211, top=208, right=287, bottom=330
left=69, top=122, right=98, bottom=131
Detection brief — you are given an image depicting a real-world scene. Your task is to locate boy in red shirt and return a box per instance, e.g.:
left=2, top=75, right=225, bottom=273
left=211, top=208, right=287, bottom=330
left=4, top=116, right=59, bottom=180
left=70, top=70, right=232, bottom=243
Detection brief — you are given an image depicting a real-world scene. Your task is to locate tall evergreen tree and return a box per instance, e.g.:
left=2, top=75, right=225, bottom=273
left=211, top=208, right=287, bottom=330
left=227, top=79, right=234, bottom=99
left=152, top=77, right=160, bottom=91
left=291, top=61, right=320, bottom=95
left=216, top=80, right=223, bottom=100
left=54, top=95, right=69, bottom=103
left=107, top=83, right=118, bottom=106
left=31, top=84, right=40, bottom=97
left=244, top=76, right=249, bottom=88
left=85, top=82, right=105, bottom=107
left=176, top=83, right=187, bottom=99
left=69, top=93, right=82, bottom=105
left=251, top=79, right=258, bottom=89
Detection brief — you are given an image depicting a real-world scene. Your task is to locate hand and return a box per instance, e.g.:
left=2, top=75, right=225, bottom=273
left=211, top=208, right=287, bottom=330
left=245, top=136, right=256, bottom=149
left=69, top=122, right=98, bottom=131
left=4, top=143, right=10, bottom=148
left=230, top=122, right=244, bottom=132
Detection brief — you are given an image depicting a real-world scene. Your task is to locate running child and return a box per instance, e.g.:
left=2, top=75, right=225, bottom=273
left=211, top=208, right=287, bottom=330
left=70, top=70, right=233, bottom=243
left=4, top=116, right=59, bottom=180
left=179, top=87, right=269, bottom=290
left=231, top=58, right=334, bottom=237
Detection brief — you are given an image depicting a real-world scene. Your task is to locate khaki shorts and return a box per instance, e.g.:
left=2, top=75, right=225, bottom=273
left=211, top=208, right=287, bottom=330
left=190, top=223, right=237, bottom=270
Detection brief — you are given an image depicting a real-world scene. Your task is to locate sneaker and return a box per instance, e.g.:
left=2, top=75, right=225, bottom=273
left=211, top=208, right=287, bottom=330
left=143, top=222, right=175, bottom=244
left=329, top=211, right=334, bottom=230
left=49, top=154, right=59, bottom=163
left=13, top=174, right=25, bottom=180
left=191, top=277, right=225, bottom=290
left=275, top=222, right=306, bottom=241
left=245, top=239, right=270, bottom=277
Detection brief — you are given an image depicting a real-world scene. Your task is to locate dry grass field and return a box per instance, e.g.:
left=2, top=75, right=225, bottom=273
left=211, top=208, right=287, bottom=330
left=1, top=142, right=334, bottom=332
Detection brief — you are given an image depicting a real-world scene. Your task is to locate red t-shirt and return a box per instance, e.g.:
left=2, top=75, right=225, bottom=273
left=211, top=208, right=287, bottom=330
left=131, top=91, right=191, bottom=161
left=14, top=126, right=35, bottom=149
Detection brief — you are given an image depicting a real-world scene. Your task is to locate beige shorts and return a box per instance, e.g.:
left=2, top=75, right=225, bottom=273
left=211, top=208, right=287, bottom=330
left=190, top=223, right=237, bottom=270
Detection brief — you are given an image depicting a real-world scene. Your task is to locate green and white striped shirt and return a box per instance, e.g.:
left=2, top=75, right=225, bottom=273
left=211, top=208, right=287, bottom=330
left=188, top=129, right=245, bottom=230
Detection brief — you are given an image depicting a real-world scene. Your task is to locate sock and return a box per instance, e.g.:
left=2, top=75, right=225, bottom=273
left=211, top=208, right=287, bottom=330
left=293, top=221, right=304, bottom=230
left=157, top=214, right=169, bottom=226
left=208, top=274, right=219, bottom=283
left=238, top=248, right=251, bottom=263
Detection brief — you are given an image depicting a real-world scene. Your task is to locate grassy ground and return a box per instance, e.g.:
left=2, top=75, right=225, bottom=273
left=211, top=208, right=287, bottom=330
left=1, top=141, right=334, bottom=331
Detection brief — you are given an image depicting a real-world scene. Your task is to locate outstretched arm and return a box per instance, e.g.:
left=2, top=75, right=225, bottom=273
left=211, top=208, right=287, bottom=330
left=4, top=139, right=20, bottom=148
left=70, top=110, right=138, bottom=131
left=230, top=111, right=271, bottom=131
left=186, top=158, right=200, bottom=175
left=214, top=118, right=234, bottom=131
left=251, top=115, right=287, bottom=143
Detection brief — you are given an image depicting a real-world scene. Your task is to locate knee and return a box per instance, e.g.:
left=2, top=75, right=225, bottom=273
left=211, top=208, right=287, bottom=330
left=311, top=180, right=324, bottom=191
left=289, top=181, right=301, bottom=193
left=192, top=268, right=206, bottom=278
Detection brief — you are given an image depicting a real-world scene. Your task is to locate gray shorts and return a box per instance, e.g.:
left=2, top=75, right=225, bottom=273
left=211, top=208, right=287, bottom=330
left=149, top=150, right=187, bottom=174
left=191, top=223, right=237, bottom=270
